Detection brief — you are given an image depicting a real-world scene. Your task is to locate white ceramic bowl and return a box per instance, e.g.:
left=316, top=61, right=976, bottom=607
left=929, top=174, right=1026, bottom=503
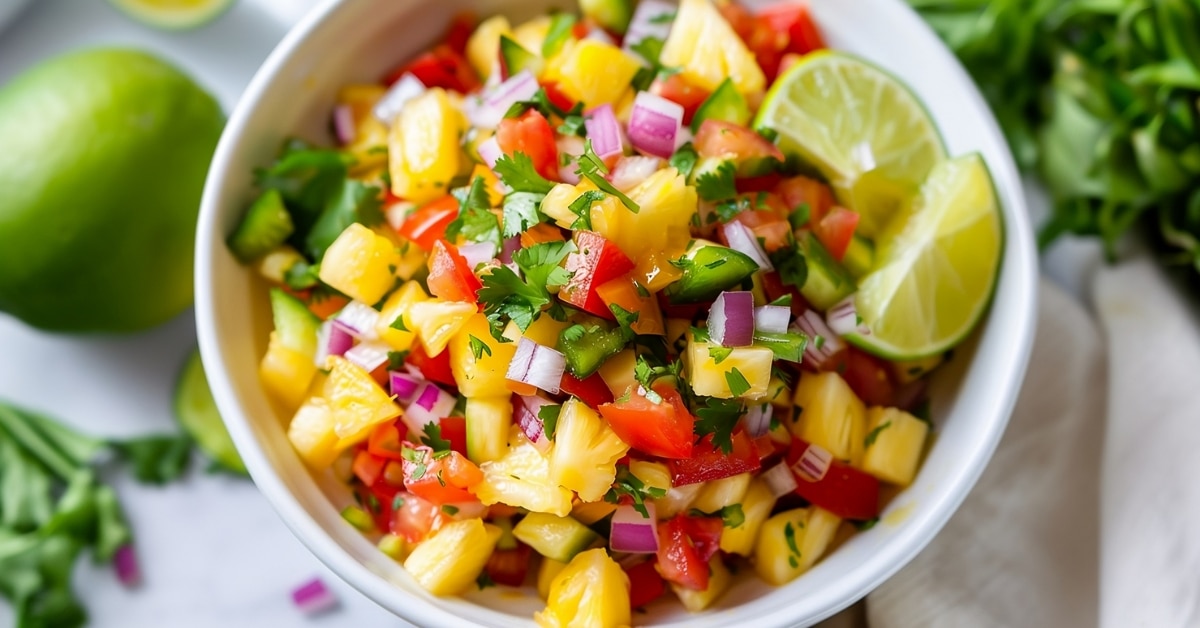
left=196, top=0, right=1038, bottom=625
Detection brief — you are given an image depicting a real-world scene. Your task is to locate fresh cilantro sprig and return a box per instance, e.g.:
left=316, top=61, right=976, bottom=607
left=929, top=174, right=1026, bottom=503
left=538, top=404, right=563, bottom=441
left=494, top=152, right=556, bottom=195
left=420, top=423, right=452, bottom=452
left=695, top=161, right=738, bottom=202
left=576, top=139, right=640, bottom=212
left=669, top=142, right=699, bottom=178
left=476, top=240, right=574, bottom=336
left=693, top=397, right=744, bottom=453
left=689, top=503, right=745, bottom=528
left=567, top=190, right=606, bottom=230
left=445, top=176, right=501, bottom=247
left=604, top=464, right=667, bottom=518
left=502, top=192, right=548, bottom=238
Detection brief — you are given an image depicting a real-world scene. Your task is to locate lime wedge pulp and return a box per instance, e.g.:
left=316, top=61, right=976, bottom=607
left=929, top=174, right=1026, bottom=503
left=175, top=348, right=247, bottom=475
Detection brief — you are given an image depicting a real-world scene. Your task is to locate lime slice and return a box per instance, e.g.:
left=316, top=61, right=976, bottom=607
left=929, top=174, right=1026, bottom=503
left=175, top=348, right=247, bottom=475
left=110, top=0, right=235, bottom=30
left=848, top=153, right=1003, bottom=360
left=753, top=51, right=945, bottom=236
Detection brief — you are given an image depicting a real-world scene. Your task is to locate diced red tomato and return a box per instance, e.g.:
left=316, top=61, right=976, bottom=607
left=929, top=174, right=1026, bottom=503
left=786, top=439, right=880, bottom=520
left=407, top=340, right=457, bottom=387
left=655, top=515, right=709, bottom=591
left=668, top=432, right=762, bottom=486
left=758, top=3, right=827, bottom=57
left=427, top=239, right=482, bottom=303
left=384, top=44, right=480, bottom=93
left=599, top=384, right=694, bottom=459
left=437, top=416, right=469, bottom=456
left=559, top=371, right=615, bottom=408
left=397, top=195, right=458, bottom=250
left=485, top=543, right=533, bottom=587
left=559, top=231, right=635, bottom=319
left=443, top=12, right=476, bottom=55
left=541, top=81, right=577, bottom=114
left=682, top=516, right=724, bottom=562
left=650, top=74, right=711, bottom=127
left=718, top=2, right=789, bottom=79
left=726, top=208, right=792, bottom=253
left=625, top=560, right=666, bottom=609
left=368, top=420, right=408, bottom=460
left=694, top=119, right=785, bottom=167
left=774, top=175, right=835, bottom=223
left=352, top=449, right=387, bottom=487
left=390, top=491, right=446, bottom=542
left=840, top=347, right=897, bottom=407
left=362, top=480, right=399, bottom=531
left=813, top=206, right=859, bottom=261
left=400, top=444, right=484, bottom=505
left=736, top=172, right=784, bottom=193
left=496, top=110, right=560, bottom=181
left=594, top=274, right=665, bottom=335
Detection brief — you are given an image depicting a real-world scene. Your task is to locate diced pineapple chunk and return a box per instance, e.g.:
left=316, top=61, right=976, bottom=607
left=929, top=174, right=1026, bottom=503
left=324, top=355, right=401, bottom=445
left=719, top=478, right=777, bottom=556
left=537, top=558, right=568, bottom=600
left=513, top=15, right=553, bottom=55
left=389, top=88, right=466, bottom=204
left=403, top=519, right=501, bottom=595
left=522, top=314, right=570, bottom=347
left=374, top=281, right=429, bottom=351
left=660, top=0, right=766, bottom=99
left=671, top=556, right=732, bottom=612
left=765, top=375, right=793, bottom=408
left=466, top=15, right=512, bottom=80
left=754, top=508, right=811, bottom=586
left=654, top=482, right=703, bottom=519
left=539, top=183, right=584, bottom=229
left=393, top=239, right=427, bottom=280
left=318, top=223, right=403, bottom=305
left=686, top=331, right=774, bottom=398
left=475, top=429, right=574, bottom=516
left=861, top=407, right=929, bottom=486
left=287, top=397, right=339, bottom=467
left=629, top=460, right=673, bottom=495
left=591, top=167, right=697, bottom=261
left=554, top=40, right=640, bottom=107
left=257, top=245, right=304, bottom=284
left=536, top=549, right=631, bottom=628
left=260, top=333, right=318, bottom=410
left=636, top=253, right=685, bottom=294
left=450, top=314, right=520, bottom=397
left=792, top=371, right=867, bottom=466
left=798, top=507, right=841, bottom=572
left=336, top=84, right=390, bottom=169
left=691, top=473, right=752, bottom=514
left=464, top=395, right=513, bottom=464
left=407, top=299, right=476, bottom=356
left=548, top=399, right=630, bottom=502
left=597, top=349, right=638, bottom=398
left=570, top=500, right=617, bottom=526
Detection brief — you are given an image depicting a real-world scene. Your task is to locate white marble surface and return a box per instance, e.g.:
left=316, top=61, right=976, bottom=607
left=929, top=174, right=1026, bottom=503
left=0, top=1, right=405, bottom=626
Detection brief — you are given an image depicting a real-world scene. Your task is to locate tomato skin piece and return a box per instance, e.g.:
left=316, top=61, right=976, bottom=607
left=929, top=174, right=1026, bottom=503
left=726, top=206, right=792, bottom=253
left=559, top=371, right=615, bottom=408
left=368, top=420, right=408, bottom=460
left=694, top=119, right=785, bottom=164
left=541, top=81, right=577, bottom=114
left=559, top=231, right=635, bottom=319
left=400, top=444, right=484, bottom=505
left=486, top=542, right=534, bottom=587
left=786, top=439, right=881, bottom=520
left=397, top=195, right=459, bottom=250
left=651, top=74, right=710, bottom=126
left=655, top=515, right=709, bottom=591
left=406, top=340, right=457, bottom=388
left=599, top=385, right=695, bottom=459
left=813, top=206, right=860, bottom=261
left=385, top=44, right=480, bottom=93
left=758, top=3, right=827, bottom=57
left=437, top=416, right=469, bottom=456
left=840, top=347, right=897, bottom=407
left=427, top=240, right=482, bottom=303
left=668, top=432, right=762, bottom=486
left=390, top=491, right=446, bottom=542
left=352, top=449, right=387, bottom=487
left=496, top=110, right=560, bottom=181
left=774, top=175, right=835, bottom=224
left=625, top=560, right=667, bottom=609
left=683, top=516, right=724, bottom=562
left=594, top=273, right=665, bottom=335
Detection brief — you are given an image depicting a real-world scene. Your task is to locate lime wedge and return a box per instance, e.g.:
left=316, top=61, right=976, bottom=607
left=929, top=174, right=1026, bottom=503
left=849, top=153, right=1003, bottom=360
left=175, top=348, right=247, bottom=475
left=753, top=51, right=945, bottom=236
left=110, top=0, right=235, bottom=30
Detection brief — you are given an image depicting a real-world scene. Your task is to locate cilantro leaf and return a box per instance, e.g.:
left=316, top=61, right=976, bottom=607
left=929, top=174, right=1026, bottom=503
left=864, top=421, right=892, bottom=448
left=788, top=203, right=811, bottom=229
left=476, top=572, right=496, bottom=590
left=770, top=243, right=809, bottom=288
left=604, top=464, right=667, bottom=518
left=693, top=397, right=744, bottom=453
left=576, top=139, right=640, bottom=212
left=649, top=11, right=676, bottom=24
left=610, top=303, right=640, bottom=340
left=476, top=241, right=574, bottom=333
left=542, top=13, right=577, bottom=58
left=494, top=152, right=556, bottom=195
left=420, top=423, right=452, bottom=452
left=305, top=178, right=385, bottom=260
left=669, top=142, right=699, bottom=178
left=695, top=161, right=738, bottom=202
left=753, top=331, right=808, bottom=363
left=689, top=503, right=745, bottom=529
left=568, top=189, right=606, bottom=230
left=112, top=434, right=193, bottom=485
left=538, top=404, right=563, bottom=441
left=390, top=314, right=409, bottom=332
left=708, top=346, right=733, bottom=364
left=445, top=176, right=502, bottom=248
left=725, top=368, right=751, bottom=397
left=558, top=113, right=587, bottom=137
left=630, top=37, right=664, bottom=68
left=502, top=192, right=547, bottom=238
left=468, top=335, right=493, bottom=360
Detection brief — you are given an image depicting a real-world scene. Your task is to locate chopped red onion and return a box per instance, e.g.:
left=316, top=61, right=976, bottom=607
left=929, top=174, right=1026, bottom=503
left=792, top=444, right=833, bottom=482
left=113, top=544, right=141, bottom=588
left=467, top=70, right=540, bottom=129
left=389, top=371, right=422, bottom=404
left=585, top=104, right=625, bottom=164
left=500, top=236, right=521, bottom=265
left=336, top=301, right=381, bottom=342
left=344, top=341, right=390, bottom=373
left=674, top=125, right=694, bottom=152
left=722, top=221, right=774, bottom=271
left=556, top=134, right=585, bottom=184
left=609, top=155, right=663, bottom=192
left=332, top=105, right=356, bottom=146
left=514, top=394, right=557, bottom=452
left=505, top=338, right=566, bottom=394
left=762, top=461, right=799, bottom=498
left=315, top=320, right=356, bottom=366
left=628, top=92, right=683, bottom=159
left=292, top=577, right=338, bottom=616
left=826, top=294, right=871, bottom=336
left=477, top=136, right=502, bottom=169
left=624, top=0, right=676, bottom=63
left=401, top=382, right=456, bottom=434
left=458, top=241, right=498, bottom=270
left=741, top=403, right=773, bottom=438
left=609, top=503, right=659, bottom=553
left=372, top=73, right=426, bottom=125
left=754, top=305, right=791, bottom=334
left=791, top=309, right=846, bottom=370
left=708, top=291, right=755, bottom=347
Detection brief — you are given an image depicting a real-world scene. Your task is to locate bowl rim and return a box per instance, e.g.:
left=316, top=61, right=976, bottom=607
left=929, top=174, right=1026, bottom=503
left=195, top=0, right=1039, bottom=625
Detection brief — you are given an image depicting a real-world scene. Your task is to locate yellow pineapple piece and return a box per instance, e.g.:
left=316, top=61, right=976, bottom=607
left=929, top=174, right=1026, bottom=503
left=671, top=556, right=732, bottom=612
left=336, top=84, right=390, bottom=170
left=660, top=0, right=766, bottom=100
left=570, top=501, right=618, bottom=526
left=286, top=397, right=339, bottom=467
left=691, top=472, right=751, bottom=514
left=513, top=15, right=553, bottom=55
left=317, top=223, right=402, bottom=305
left=719, top=478, right=777, bottom=556
left=406, top=299, right=476, bottom=356
left=861, top=407, right=929, bottom=486
left=798, top=507, right=841, bottom=572
left=464, top=395, right=512, bottom=464
left=629, top=460, right=672, bottom=495
left=522, top=314, right=569, bottom=347
left=256, top=245, right=304, bottom=284
left=597, top=349, right=638, bottom=398
left=536, top=549, right=630, bottom=628
left=323, top=355, right=401, bottom=446
left=548, top=399, right=630, bottom=502
left=449, top=313, right=519, bottom=397
left=466, top=15, right=512, bottom=80
left=792, top=371, right=867, bottom=466
left=260, top=333, right=317, bottom=411
left=403, top=519, right=501, bottom=595
left=591, top=167, right=697, bottom=261
left=554, top=40, right=640, bottom=107
left=686, top=331, right=774, bottom=398
left=389, top=88, right=466, bottom=204
left=537, top=557, right=569, bottom=600
left=754, top=508, right=811, bottom=586
left=374, top=281, right=429, bottom=351
left=475, top=428, right=574, bottom=516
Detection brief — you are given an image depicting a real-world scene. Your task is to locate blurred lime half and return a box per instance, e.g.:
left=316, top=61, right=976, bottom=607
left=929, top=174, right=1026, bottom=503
left=110, top=0, right=235, bottom=30
left=175, top=349, right=246, bottom=475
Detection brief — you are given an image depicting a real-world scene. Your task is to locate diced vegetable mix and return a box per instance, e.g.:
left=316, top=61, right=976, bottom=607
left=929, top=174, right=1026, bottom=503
left=226, top=0, right=981, bottom=623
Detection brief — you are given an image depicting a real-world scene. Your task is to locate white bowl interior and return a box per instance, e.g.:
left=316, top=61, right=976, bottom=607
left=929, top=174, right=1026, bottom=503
left=196, top=0, right=1038, bottom=625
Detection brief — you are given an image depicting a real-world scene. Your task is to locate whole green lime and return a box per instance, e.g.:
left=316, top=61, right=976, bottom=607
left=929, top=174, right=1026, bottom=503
left=0, top=48, right=224, bottom=332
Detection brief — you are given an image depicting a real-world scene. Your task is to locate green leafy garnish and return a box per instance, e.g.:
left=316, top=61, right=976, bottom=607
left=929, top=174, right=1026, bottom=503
left=390, top=314, right=409, bottom=332
left=494, top=152, right=556, bottom=195
left=724, top=367, right=751, bottom=397
left=441, top=504, right=460, bottom=516
left=576, top=140, right=640, bottom=212
left=708, top=346, right=733, bottom=364
left=112, top=434, right=193, bottom=485
left=446, top=176, right=501, bottom=248
left=542, top=13, right=577, bottom=58
left=669, top=142, right=699, bottom=178
left=753, top=331, right=808, bottom=363
left=476, top=571, right=496, bottom=590
left=502, top=192, right=548, bottom=238
left=567, top=190, right=606, bottom=230
left=649, top=11, right=675, bottom=24
left=788, top=203, right=811, bottom=229
left=864, top=420, right=892, bottom=448
left=784, top=520, right=802, bottom=568
left=604, top=464, right=667, bottom=518
left=693, top=397, right=744, bottom=454
left=538, top=404, right=563, bottom=441
left=769, top=241, right=808, bottom=289
left=691, top=504, right=745, bottom=528
left=476, top=241, right=574, bottom=335
left=468, top=335, right=493, bottom=360
left=695, top=161, right=738, bottom=202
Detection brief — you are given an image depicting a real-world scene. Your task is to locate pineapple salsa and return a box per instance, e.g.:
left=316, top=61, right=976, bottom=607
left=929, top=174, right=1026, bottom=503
left=226, top=0, right=1002, bottom=623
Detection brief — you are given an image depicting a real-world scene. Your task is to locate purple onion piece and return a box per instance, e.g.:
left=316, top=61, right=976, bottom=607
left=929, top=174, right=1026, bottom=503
left=708, top=291, right=756, bottom=347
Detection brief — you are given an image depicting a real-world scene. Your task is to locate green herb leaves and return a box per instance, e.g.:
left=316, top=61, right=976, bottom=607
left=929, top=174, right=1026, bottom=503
left=604, top=464, right=667, bottom=518
left=476, top=240, right=574, bottom=335
left=576, top=140, right=640, bottom=212
left=693, top=397, right=744, bottom=454
left=494, top=152, right=556, bottom=195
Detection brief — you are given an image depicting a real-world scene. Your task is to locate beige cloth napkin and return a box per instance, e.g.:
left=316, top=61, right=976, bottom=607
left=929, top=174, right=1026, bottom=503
left=823, top=256, right=1200, bottom=628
